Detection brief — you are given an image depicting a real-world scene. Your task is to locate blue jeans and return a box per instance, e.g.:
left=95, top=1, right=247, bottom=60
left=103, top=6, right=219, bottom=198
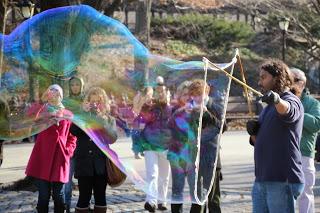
left=64, top=157, right=75, bottom=206
left=171, top=164, right=196, bottom=202
left=252, top=181, right=304, bottom=213
left=34, top=178, right=65, bottom=208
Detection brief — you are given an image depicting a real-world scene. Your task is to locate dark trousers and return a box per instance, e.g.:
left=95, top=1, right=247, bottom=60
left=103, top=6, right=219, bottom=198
left=171, top=169, right=221, bottom=213
left=34, top=178, right=65, bottom=212
left=203, top=169, right=221, bottom=213
left=77, top=175, right=107, bottom=208
left=171, top=203, right=204, bottom=213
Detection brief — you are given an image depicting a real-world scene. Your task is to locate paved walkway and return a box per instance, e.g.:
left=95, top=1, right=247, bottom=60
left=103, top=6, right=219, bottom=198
left=1, top=131, right=319, bottom=212
left=0, top=181, right=252, bottom=213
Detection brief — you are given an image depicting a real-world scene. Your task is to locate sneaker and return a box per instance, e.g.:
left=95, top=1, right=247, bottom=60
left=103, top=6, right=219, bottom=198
left=158, top=203, right=168, bottom=211
left=144, top=202, right=156, bottom=212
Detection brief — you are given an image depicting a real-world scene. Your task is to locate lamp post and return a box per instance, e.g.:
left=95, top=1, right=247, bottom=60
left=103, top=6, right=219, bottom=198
left=279, top=18, right=289, bottom=62
left=17, top=0, right=35, bottom=20
left=16, top=0, right=36, bottom=101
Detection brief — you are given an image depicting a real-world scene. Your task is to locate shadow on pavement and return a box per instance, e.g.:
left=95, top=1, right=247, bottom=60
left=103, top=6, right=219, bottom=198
left=221, top=163, right=254, bottom=194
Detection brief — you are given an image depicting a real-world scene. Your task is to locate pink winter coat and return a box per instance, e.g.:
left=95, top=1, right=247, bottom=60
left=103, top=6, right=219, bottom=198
left=25, top=119, right=77, bottom=183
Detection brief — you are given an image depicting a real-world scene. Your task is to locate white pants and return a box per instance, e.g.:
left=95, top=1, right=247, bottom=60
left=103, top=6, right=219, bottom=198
left=144, top=150, right=170, bottom=206
left=298, top=156, right=315, bottom=213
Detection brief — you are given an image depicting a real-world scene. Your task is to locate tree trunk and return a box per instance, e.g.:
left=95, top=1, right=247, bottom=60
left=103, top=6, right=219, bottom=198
left=36, top=0, right=71, bottom=97
left=134, top=0, right=152, bottom=88
left=0, top=0, right=7, bottom=34
left=135, top=0, right=152, bottom=47
left=0, top=0, right=8, bottom=88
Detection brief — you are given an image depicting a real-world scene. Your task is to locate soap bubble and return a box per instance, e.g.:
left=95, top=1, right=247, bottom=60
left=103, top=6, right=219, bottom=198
left=0, top=5, right=237, bottom=204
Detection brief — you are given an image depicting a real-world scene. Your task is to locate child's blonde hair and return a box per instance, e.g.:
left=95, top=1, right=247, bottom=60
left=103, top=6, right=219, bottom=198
left=84, top=87, right=110, bottom=114
left=189, top=79, right=210, bottom=97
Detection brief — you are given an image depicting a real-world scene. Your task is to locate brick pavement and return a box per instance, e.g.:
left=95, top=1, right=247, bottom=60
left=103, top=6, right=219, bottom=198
left=0, top=182, right=252, bottom=213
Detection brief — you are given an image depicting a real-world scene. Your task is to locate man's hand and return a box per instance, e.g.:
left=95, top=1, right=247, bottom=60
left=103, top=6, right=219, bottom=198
left=246, top=120, right=260, bottom=136
left=261, top=91, right=280, bottom=105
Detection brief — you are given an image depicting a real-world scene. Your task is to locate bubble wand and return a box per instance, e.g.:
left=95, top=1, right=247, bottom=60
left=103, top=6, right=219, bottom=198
left=203, top=56, right=263, bottom=97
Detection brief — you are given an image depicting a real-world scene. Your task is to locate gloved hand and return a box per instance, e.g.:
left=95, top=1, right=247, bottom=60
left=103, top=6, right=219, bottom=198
left=260, top=90, right=280, bottom=105
left=246, top=119, right=260, bottom=136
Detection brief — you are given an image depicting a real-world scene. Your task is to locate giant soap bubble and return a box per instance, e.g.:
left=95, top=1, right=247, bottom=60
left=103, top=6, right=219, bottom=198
left=0, top=5, right=237, bottom=204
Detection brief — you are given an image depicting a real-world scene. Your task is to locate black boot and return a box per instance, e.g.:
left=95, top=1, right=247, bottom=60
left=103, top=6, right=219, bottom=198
left=65, top=204, right=70, bottom=213
left=93, top=205, right=107, bottom=213
left=54, top=202, right=65, bottom=213
left=36, top=205, right=49, bottom=213
left=171, top=204, right=183, bottom=213
left=144, top=202, right=156, bottom=212
left=190, top=203, right=204, bottom=213
left=158, top=204, right=168, bottom=211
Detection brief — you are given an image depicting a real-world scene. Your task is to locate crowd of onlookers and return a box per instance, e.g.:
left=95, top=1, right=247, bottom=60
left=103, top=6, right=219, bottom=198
left=0, top=58, right=320, bottom=213
left=0, top=74, right=225, bottom=213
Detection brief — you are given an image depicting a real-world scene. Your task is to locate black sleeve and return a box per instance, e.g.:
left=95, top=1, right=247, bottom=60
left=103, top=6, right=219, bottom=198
left=206, top=99, right=227, bottom=132
left=249, top=137, right=255, bottom=146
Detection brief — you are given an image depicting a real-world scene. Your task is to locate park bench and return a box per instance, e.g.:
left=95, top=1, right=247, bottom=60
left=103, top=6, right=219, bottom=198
left=225, top=96, right=260, bottom=122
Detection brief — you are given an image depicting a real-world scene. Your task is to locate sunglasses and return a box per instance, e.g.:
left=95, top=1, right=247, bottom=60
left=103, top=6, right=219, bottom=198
left=294, top=78, right=302, bottom=83
left=49, top=88, right=59, bottom=92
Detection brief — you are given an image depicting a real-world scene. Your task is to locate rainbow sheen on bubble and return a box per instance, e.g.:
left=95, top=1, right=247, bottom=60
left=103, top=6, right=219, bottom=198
left=0, top=5, right=237, bottom=204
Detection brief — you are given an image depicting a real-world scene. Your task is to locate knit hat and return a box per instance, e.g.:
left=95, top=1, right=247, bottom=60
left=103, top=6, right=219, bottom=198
left=48, top=84, right=64, bottom=99
left=69, top=76, right=84, bottom=99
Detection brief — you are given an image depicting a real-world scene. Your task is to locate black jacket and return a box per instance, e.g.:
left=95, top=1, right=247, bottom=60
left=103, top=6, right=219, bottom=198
left=199, top=105, right=221, bottom=169
left=72, top=124, right=107, bottom=178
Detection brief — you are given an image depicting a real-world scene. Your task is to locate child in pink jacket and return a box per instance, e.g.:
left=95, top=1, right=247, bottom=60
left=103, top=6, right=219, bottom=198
left=26, top=84, right=77, bottom=213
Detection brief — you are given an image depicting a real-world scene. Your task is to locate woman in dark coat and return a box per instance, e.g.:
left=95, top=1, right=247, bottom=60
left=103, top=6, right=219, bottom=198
left=74, top=87, right=117, bottom=213
left=64, top=76, right=85, bottom=213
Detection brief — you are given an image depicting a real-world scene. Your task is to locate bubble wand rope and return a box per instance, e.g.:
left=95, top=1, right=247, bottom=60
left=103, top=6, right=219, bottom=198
left=193, top=53, right=238, bottom=205
left=193, top=51, right=210, bottom=205
left=203, top=57, right=263, bottom=97
left=237, top=54, right=254, bottom=117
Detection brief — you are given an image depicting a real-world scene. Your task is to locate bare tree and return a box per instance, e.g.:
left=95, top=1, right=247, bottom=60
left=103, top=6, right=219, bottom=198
left=135, top=0, right=152, bottom=46
left=0, top=0, right=8, bottom=88
left=39, top=0, right=98, bottom=11
left=0, top=0, right=8, bottom=34
left=226, top=0, right=320, bottom=62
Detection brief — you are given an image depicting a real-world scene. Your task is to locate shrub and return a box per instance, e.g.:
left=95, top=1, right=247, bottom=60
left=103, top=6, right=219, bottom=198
left=151, top=14, right=255, bottom=51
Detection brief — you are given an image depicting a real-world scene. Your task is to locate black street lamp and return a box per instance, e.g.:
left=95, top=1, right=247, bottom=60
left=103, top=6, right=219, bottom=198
left=279, top=17, right=290, bottom=62
left=17, top=0, right=35, bottom=20
left=16, top=1, right=36, bottom=101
